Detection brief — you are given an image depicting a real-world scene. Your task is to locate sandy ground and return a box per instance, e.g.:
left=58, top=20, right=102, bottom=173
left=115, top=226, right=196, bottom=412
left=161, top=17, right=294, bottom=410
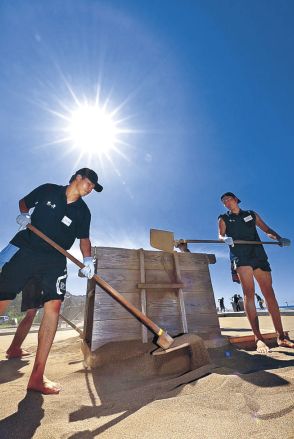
left=0, top=317, right=293, bottom=439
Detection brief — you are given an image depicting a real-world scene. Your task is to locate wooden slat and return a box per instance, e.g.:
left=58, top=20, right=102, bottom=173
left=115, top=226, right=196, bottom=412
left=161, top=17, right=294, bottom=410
left=228, top=331, right=289, bottom=344
left=94, top=292, right=140, bottom=320
left=95, top=248, right=215, bottom=270
left=177, top=252, right=216, bottom=268
left=137, top=283, right=184, bottom=289
left=139, top=248, right=148, bottom=343
left=145, top=268, right=176, bottom=284
left=173, top=252, right=188, bottom=333
left=147, top=290, right=181, bottom=316
left=179, top=270, right=214, bottom=292
left=92, top=319, right=142, bottom=346
left=187, top=312, right=220, bottom=332
left=183, top=291, right=218, bottom=314
left=93, top=268, right=140, bottom=293
left=96, top=247, right=140, bottom=269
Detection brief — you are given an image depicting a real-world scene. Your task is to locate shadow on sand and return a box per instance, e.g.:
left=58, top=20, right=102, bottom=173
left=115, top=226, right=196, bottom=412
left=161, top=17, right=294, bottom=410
left=0, top=358, right=30, bottom=384
left=66, top=342, right=294, bottom=438
left=0, top=392, right=44, bottom=439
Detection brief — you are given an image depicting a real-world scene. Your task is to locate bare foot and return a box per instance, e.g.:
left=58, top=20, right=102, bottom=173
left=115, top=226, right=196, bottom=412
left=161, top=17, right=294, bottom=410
left=6, top=348, right=31, bottom=359
left=277, top=338, right=294, bottom=349
left=27, top=377, right=62, bottom=395
left=256, top=339, right=271, bottom=354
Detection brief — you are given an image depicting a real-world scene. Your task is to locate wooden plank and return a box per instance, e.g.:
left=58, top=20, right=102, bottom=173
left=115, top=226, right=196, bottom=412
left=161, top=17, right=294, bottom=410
left=228, top=331, right=289, bottom=344
left=94, top=292, right=140, bottom=320
left=94, top=247, right=215, bottom=270
left=173, top=252, right=188, bottom=333
left=182, top=291, right=218, bottom=314
left=180, top=270, right=214, bottom=292
left=137, top=283, right=184, bottom=289
left=147, top=290, right=181, bottom=316
left=91, top=319, right=142, bottom=349
left=83, top=277, right=96, bottom=347
left=187, top=312, right=220, bottom=331
left=177, top=252, right=216, bottom=268
left=93, top=268, right=140, bottom=293
left=94, top=291, right=139, bottom=306
left=145, top=268, right=176, bottom=284
left=96, top=247, right=140, bottom=269
left=139, top=249, right=148, bottom=343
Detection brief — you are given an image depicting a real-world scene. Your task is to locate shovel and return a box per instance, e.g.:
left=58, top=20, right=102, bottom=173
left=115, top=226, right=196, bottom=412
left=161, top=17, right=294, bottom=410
left=150, top=228, right=282, bottom=253
left=27, top=224, right=185, bottom=352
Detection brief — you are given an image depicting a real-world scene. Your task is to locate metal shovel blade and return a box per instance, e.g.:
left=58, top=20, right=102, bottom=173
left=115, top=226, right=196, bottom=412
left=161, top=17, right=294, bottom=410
left=150, top=229, right=175, bottom=253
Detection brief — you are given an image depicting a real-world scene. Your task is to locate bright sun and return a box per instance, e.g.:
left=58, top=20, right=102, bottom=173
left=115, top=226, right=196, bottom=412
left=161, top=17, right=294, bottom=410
left=68, top=104, right=118, bottom=155
left=43, top=83, right=135, bottom=169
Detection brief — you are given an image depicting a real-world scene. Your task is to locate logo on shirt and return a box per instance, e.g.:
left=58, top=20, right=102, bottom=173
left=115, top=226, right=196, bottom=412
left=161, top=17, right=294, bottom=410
left=46, top=201, right=56, bottom=209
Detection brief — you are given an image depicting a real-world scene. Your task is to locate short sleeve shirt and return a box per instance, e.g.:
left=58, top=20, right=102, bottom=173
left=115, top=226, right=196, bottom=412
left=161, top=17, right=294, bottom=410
left=11, top=184, right=91, bottom=254
left=218, top=209, right=268, bottom=262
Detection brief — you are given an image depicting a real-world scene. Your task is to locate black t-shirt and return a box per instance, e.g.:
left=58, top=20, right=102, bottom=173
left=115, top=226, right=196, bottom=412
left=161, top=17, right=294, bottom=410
left=218, top=209, right=268, bottom=262
left=11, top=184, right=91, bottom=255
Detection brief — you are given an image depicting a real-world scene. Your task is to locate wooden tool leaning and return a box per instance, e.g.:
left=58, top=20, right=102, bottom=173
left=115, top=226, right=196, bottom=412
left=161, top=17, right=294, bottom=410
left=27, top=224, right=188, bottom=354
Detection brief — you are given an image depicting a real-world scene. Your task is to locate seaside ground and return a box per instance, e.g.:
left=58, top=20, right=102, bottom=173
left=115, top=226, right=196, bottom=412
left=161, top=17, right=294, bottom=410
left=0, top=315, right=293, bottom=439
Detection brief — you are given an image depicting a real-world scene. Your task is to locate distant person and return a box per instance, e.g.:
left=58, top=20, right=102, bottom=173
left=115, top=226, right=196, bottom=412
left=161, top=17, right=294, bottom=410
left=219, top=192, right=293, bottom=353
left=255, top=293, right=265, bottom=310
left=0, top=168, right=102, bottom=394
left=218, top=297, right=225, bottom=312
left=232, top=293, right=241, bottom=312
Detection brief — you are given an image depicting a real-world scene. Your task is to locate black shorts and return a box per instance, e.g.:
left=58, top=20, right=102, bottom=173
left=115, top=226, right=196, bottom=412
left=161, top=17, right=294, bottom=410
left=0, top=247, right=67, bottom=303
left=21, top=277, right=44, bottom=312
left=232, top=257, right=271, bottom=272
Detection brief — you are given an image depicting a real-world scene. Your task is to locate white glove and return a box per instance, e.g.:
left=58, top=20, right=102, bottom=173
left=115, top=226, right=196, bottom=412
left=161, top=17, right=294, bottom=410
left=16, top=213, right=31, bottom=228
left=223, top=236, right=234, bottom=247
left=278, top=238, right=291, bottom=247
left=80, top=257, right=95, bottom=279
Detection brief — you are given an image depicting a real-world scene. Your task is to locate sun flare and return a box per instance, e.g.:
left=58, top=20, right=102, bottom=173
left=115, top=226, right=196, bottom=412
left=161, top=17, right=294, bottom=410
left=68, top=105, right=118, bottom=155
left=39, top=80, right=136, bottom=171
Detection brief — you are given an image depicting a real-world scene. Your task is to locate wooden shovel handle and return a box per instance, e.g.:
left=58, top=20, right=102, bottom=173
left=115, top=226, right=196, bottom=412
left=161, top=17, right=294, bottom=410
left=27, top=224, right=165, bottom=337
left=181, top=239, right=279, bottom=245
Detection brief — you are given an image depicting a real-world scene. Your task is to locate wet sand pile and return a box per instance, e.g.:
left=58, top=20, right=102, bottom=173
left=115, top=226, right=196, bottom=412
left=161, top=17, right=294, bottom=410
left=0, top=331, right=293, bottom=439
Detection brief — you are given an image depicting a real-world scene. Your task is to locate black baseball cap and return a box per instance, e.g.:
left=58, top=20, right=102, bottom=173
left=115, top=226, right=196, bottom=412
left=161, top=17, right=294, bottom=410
left=220, top=192, right=241, bottom=203
left=73, top=168, right=103, bottom=192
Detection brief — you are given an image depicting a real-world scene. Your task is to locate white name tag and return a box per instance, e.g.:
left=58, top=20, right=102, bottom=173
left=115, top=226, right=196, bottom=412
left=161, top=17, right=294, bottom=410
left=61, top=216, right=72, bottom=226
left=244, top=215, right=253, bottom=222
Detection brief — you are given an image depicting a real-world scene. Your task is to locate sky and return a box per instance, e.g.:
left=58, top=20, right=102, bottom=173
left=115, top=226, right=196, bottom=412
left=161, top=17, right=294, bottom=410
left=0, top=0, right=293, bottom=307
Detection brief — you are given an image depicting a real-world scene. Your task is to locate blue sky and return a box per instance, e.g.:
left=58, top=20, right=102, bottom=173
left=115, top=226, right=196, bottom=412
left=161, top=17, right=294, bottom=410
left=0, top=0, right=293, bottom=307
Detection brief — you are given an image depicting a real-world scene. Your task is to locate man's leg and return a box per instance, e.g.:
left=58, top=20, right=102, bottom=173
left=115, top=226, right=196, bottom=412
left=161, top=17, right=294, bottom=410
left=6, top=308, right=37, bottom=359
left=27, top=299, right=62, bottom=394
left=236, top=266, right=270, bottom=354
left=254, top=269, right=294, bottom=348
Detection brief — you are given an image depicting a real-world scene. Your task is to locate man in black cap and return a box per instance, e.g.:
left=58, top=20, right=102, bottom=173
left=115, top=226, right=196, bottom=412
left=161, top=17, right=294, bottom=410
left=0, top=168, right=102, bottom=393
left=218, top=192, right=293, bottom=354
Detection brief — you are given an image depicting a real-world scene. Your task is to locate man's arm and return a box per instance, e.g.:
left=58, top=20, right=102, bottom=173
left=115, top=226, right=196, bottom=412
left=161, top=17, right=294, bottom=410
left=255, top=212, right=290, bottom=246
left=79, top=238, right=92, bottom=258
left=218, top=217, right=234, bottom=246
left=255, top=212, right=282, bottom=240
left=19, top=198, right=29, bottom=213
left=218, top=217, right=227, bottom=240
